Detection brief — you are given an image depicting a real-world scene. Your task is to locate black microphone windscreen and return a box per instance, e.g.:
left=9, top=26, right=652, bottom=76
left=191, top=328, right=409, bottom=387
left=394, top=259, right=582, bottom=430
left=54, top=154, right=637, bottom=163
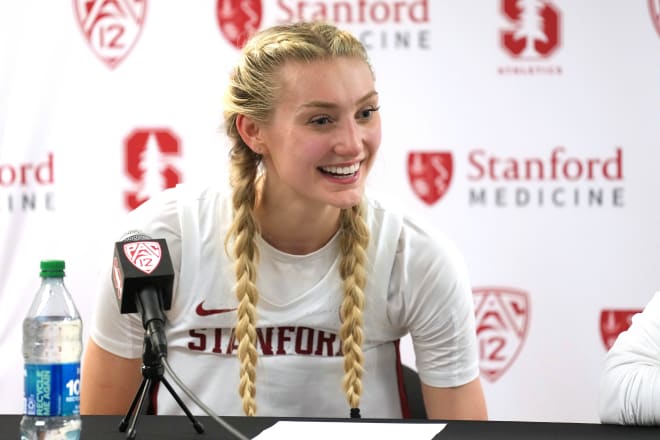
left=112, top=231, right=174, bottom=314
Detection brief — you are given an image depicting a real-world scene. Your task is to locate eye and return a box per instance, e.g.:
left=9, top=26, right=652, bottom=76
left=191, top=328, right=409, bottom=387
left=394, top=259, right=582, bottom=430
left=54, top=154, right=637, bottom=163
left=357, top=106, right=380, bottom=121
left=309, top=115, right=333, bottom=126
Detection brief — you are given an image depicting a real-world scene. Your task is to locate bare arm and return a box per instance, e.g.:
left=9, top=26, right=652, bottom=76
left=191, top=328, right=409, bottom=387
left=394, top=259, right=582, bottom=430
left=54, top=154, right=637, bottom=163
left=80, top=338, right=143, bottom=415
left=421, top=377, right=488, bottom=420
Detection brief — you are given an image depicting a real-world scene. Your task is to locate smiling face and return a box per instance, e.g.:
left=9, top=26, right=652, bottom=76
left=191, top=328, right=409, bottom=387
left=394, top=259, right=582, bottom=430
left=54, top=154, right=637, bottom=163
left=255, top=57, right=381, bottom=210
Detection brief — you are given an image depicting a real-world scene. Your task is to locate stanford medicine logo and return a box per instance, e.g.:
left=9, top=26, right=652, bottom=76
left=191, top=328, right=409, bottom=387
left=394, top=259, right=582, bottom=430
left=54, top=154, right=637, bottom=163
left=600, top=309, right=642, bottom=351
left=74, top=0, right=147, bottom=69
left=650, top=0, right=660, bottom=38
left=216, top=0, right=262, bottom=49
left=474, top=287, right=530, bottom=382
left=407, top=152, right=453, bottom=205
left=124, top=128, right=181, bottom=211
left=501, top=0, right=560, bottom=59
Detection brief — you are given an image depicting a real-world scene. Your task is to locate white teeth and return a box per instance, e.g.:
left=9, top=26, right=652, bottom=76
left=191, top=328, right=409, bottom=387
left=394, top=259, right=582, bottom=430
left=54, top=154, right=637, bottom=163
left=320, top=163, right=360, bottom=175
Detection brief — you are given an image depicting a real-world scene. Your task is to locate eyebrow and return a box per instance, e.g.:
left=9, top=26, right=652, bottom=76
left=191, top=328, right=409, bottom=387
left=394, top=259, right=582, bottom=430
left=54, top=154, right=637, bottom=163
left=299, top=91, right=379, bottom=110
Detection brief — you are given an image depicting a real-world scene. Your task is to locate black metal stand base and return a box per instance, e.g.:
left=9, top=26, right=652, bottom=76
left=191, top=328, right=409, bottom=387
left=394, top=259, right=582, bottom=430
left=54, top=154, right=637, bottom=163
left=118, top=338, right=204, bottom=439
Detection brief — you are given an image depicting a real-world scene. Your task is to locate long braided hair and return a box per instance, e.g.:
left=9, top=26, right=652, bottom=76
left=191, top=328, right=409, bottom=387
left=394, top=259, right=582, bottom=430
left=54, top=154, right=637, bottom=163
left=222, top=22, right=373, bottom=418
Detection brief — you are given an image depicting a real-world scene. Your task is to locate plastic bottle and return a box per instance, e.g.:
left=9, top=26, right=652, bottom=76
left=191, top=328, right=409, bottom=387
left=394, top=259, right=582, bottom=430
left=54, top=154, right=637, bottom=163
left=20, top=260, right=82, bottom=440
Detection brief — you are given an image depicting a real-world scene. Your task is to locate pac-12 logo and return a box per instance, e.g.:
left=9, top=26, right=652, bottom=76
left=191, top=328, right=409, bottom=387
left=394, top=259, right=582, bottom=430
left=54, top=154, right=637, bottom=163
left=407, top=152, right=453, bottom=205
left=124, top=128, right=181, bottom=211
left=599, top=309, right=642, bottom=350
left=216, top=0, right=262, bottom=49
left=73, top=0, right=147, bottom=69
left=123, top=241, right=162, bottom=274
left=501, top=0, right=561, bottom=59
left=650, top=0, right=660, bottom=38
left=474, top=287, right=530, bottom=382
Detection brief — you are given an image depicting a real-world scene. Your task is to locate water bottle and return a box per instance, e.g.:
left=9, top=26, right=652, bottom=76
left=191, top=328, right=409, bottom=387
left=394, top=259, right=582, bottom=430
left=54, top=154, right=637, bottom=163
left=20, top=260, right=82, bottom=440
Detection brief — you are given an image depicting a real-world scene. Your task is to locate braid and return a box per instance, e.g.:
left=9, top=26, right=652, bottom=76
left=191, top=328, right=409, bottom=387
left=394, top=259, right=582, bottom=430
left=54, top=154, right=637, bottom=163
left=338, top=201, right=370, bottom=416
left=226, top=142, right=260, bottom=416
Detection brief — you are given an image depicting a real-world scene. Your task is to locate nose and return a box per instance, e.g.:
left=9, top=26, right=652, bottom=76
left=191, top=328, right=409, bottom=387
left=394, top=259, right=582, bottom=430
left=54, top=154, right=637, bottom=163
left=334, top=119, right=362, bottom=157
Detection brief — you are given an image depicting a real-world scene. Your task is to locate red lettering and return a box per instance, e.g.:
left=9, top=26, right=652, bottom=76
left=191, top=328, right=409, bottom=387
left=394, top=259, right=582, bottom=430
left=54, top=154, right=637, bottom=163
left=467, top=149, right=486, bottom=180
left=603, top=148, right=623, bottom=179
left=257, top=328, right=274, bottom=355
left=295, top=327, right=314, bottom=355
left=188, top=329, right=206, bottom=351
left=276, top=0, right=429, bottom=24
left=467, top=147, right=624, bottom=182
left=315, top=331, right=337, bottom=356
left=226, top=329, right=239, bottom=355
left=277, top=327, right=295, bottom=355
left=212, top=328, right=223, bottom=353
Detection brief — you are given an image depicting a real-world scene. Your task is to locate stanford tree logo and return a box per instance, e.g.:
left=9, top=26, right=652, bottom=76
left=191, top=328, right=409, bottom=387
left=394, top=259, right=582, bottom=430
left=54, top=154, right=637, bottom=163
left=501, top=0, right=560, bottom=59
left=124, top=128, right=181, bottom=211
left=216, top=0, right=262, bottom=49
left=74, top=0, right=147, bottom=69
left=474, top=287, right=530, bottom=382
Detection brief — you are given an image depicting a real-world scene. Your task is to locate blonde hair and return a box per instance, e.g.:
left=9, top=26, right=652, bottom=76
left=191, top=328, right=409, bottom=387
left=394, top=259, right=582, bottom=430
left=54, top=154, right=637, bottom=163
left=223, top=22, right=372, bottom=417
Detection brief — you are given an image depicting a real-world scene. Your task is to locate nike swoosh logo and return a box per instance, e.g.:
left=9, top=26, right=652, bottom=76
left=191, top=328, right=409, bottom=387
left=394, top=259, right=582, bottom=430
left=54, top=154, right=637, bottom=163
left=196, top=301, right=238, bottom=316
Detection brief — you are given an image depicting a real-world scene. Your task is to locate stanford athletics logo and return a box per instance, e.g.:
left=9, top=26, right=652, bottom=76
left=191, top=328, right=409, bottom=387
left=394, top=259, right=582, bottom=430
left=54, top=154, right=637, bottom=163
left=124, top=128, right=181, bottom=211
left=474, top=287, right=530, bottom=382
left=407, top=152, right=453, bottom=205
left=651, top=0, right=660, bottom=37
left=123, top=241, right=161, bottom=274
left=600, top=309, right=642, bottom=350
left=501, top=0, right=560, bottom=59
left=74, top=0, right=147, bottom=69
left=216, top=0, right=262, bottom=49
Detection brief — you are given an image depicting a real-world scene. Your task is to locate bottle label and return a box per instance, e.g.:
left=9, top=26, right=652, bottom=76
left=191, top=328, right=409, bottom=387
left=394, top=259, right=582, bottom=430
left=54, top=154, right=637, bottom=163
left=24, top=363, right=81, bottom=417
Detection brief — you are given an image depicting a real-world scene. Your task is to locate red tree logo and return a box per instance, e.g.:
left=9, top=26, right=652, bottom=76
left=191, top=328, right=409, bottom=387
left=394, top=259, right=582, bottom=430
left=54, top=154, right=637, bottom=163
left=501, top=0, right=560, bottom=59
left=216, top=0, right=262, bottom=49
left=474, top=287, right=530, bottom=382
left=600, top=309, right=642, bottom=350
left=73, top=0, right=147, bottom=69
left=650, top=0, right=660, bottom=38
left=407, top=152, right=453, bottom=205
left=124, top=128, right=181, bottom=210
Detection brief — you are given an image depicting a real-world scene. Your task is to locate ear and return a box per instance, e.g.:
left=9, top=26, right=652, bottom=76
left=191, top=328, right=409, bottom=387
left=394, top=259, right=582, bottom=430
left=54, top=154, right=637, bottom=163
left=235, top=114, right=267, bottom=155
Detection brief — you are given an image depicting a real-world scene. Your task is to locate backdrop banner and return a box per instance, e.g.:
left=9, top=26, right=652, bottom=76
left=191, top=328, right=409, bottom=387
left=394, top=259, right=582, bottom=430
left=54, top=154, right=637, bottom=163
left=1, top=0, right=659, bottom=423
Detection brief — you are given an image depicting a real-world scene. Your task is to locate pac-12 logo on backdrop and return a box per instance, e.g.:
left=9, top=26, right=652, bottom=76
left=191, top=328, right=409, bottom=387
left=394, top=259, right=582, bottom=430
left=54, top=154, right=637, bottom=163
left=600, top=309, right=642, bottom=350
left=74, top=0, right=147, bottom=69
left=500, top=0, right=561, bottom=59
left=124, top=128, right=181, bottom=211
left=650, top=0, right=660, bottom=38
left=474, top=287, right=530, bottom=383
left=407, top=152, right=453, bottom=205
left=216, top=0, right=262, bottom=49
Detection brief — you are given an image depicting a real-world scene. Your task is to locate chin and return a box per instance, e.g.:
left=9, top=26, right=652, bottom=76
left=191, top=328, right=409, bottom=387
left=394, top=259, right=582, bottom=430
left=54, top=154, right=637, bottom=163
left=328, top=193, right=364, bottom=210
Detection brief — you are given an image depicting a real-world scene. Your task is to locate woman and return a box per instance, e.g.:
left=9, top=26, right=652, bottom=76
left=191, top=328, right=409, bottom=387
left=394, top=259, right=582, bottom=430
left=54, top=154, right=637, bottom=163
left=81, top=21, right=487, bottom=420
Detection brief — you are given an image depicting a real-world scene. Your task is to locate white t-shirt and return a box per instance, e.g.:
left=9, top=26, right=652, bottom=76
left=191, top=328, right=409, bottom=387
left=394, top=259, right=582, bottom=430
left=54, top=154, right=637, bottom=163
left=599, top=291, right=660, bottom=425
left=91, top=184, right=479, bottom=417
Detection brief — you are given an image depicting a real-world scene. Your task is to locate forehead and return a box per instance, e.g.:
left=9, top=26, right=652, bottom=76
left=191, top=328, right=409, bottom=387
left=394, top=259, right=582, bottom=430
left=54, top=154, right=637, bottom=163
left=275, top=57, right=375, bottom=106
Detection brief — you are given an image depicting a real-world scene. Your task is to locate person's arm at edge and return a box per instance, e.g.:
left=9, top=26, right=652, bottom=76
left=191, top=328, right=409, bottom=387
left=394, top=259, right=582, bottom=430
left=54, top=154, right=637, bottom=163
left=422, top=377, right=488, bottom=420
left=80, top=338, right=142, bottom=415
left=599, top=292, right=660, bottom=425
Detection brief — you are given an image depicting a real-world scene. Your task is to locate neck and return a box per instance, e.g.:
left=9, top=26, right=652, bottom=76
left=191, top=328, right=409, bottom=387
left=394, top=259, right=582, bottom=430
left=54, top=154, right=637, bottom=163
left=255, top=195, right=341, bottom=256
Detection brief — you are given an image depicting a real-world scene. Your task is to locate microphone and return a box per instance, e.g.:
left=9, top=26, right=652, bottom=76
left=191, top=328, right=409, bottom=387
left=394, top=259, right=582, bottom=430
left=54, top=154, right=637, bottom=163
left=112, top=230, right=174, bottom=358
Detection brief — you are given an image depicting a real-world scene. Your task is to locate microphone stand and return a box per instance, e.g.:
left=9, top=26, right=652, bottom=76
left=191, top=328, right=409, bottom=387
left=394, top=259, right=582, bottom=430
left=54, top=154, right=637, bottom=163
left=118, top=335, right=205, bottom=439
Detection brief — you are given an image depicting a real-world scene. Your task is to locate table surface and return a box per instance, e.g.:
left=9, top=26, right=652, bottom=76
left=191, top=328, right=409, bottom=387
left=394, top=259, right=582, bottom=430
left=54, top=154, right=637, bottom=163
left=3, top=414, right=659, bottom=439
